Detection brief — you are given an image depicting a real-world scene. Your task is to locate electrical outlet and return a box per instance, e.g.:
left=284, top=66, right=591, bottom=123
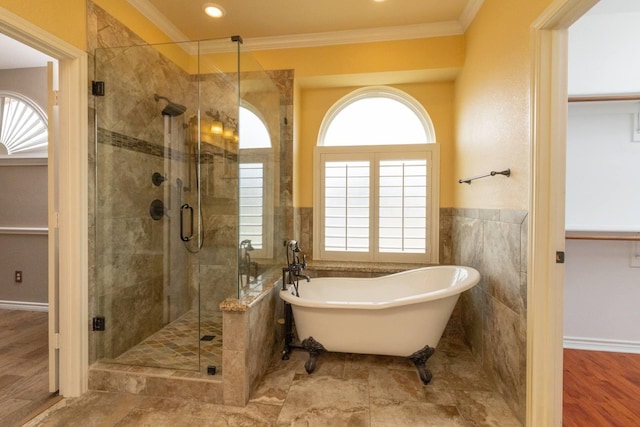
left=14, top=271, right=22, bottom=283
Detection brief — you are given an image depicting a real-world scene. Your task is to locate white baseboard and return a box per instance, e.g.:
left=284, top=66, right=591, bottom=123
left=563, top=336, right=640, bottom=354
left=0, top=300, right=48, bottom=312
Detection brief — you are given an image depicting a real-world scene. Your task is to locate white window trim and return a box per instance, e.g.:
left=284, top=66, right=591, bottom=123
left=238, top=103, right=274, bottom=259
left=313, top=143, right=440, bottom=264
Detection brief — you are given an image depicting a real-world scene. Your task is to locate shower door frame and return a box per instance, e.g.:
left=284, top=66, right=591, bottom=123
left=92, top=38, right=245, bottom=374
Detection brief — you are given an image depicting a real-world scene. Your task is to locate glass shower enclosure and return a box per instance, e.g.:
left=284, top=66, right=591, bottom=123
left=92, top=37, right=283, bottom=374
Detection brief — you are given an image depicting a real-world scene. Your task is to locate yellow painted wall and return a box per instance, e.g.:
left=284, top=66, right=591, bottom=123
left=253, top=36, right=464, bottom=80
left=298, top=82, right=455, bottom=208
left=254, top=36, right=463, bottom=208
left=75, top=3, right=465, bottom=209
left=1, top=0, right=87, bottom=49
left=454, top=0, right=554, bottom=209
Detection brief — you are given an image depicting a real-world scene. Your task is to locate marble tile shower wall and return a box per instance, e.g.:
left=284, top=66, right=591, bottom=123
left=93, top=134, right=187, bottom=359
left=88, top=3, right=240, bottom=361
left=444, top=207, right=528, bottom=424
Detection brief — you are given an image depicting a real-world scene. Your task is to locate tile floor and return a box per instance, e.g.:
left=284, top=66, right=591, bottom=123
left=109, top=310, right=223, bottom=375
left=25, top=334, right=521, bottom=426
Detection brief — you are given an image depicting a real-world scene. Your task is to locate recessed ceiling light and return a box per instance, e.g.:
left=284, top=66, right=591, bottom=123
left=202, top=3, right=226, bottom=18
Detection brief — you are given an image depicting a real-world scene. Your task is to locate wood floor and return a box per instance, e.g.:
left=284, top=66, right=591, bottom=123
left=564, top=348, right=640, bottom=426
left=0, top=309, right=60, bottom=427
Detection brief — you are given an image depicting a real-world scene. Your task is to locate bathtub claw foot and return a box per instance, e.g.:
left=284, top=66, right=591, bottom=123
left=408, top=345, right=436, bottom=385
left=301, top=336, right=326, bottom=374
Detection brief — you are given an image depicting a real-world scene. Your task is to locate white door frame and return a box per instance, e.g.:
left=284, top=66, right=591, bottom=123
left=0, top=7, right=88, bottom=397
left=528, top=0, right=597, bottom=425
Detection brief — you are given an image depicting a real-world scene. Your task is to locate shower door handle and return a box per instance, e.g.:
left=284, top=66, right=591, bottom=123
left=180, top=204, right=194, bottom=242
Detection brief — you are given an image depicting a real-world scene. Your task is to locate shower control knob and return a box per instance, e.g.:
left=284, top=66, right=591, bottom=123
left=152, top=172, right=167, bottom=186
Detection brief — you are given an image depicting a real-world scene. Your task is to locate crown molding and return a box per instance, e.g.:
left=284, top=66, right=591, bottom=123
left=459, top=0, right=485, bottom=31
left=128, top=0, right=469, bottom=53
left=128, top=0, right=190, bottom=43
left=240, top=21, right=464, bottom=52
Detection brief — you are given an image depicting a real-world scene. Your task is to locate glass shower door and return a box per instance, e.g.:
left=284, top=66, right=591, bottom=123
left=92, top=39, right=240, bottom=374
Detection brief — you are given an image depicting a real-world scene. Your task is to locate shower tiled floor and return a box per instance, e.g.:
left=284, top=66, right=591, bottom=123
left=111, top=310, right=223, bottom=375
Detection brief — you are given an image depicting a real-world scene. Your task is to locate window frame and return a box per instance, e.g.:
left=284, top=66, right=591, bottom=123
left=313, top=86, right=439, bottom=264
left=0, top=90, right=48, bottom=159
left=238, top=103, right=274, bottom=260
left=314, top=144, right=440, bottom=264
left=238, top=149, right=274, bottom=259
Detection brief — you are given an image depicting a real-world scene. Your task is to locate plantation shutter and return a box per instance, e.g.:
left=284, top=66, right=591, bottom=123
left=239, top=163, right=264, bottom=249
left=324, top=160, right=370, bottom=252
left=378, top=159, right=427, bottom=254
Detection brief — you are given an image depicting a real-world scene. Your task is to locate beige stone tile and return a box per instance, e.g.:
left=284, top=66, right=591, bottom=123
left=276, top=375, right=369, bottom=426
left=249, top=358, right=298, bottom=406
left=293, top=351, right=346, bottom=378
left=345, top=352, right=415, bottom=372
left=144, top=376, right=223, bottom=404
left=222, top=312, right=247, bottom=351
left=211, top=402, right=281, bottom=426
left=88, top=368, right=147, bottom=395
left=368, top=368, right=455, bottom=405
left=430, top=362, right=495, bottom=393
left=453, top=390, right=521, bottom=426
left=114, top=411, right=218, bottom=427
left=130, top=396, right=223, bottom=419
left=27, top=391, right=144, bottom=427
left=222, top=349, right=248, bottom=406
left=370, top=398, right=469, bottom=427
left=108, top=396, right=225, bottom=427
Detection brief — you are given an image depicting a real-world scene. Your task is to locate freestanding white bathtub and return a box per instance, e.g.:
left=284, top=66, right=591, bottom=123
left=280, top=265, right=481, bottom=384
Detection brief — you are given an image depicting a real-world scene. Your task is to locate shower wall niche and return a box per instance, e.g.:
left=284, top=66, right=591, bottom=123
left=89, top=3, right=292, bottom=374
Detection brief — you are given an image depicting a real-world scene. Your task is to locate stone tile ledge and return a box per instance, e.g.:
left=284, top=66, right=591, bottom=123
left=307, top=261, right=433, bottom=274
left=441, top=207, right=528, bottom=224
left=220, top=268, right=282, bottom=312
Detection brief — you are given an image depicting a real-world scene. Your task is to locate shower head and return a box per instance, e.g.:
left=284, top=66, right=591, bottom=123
left=154, top=94, right=187, bottom=117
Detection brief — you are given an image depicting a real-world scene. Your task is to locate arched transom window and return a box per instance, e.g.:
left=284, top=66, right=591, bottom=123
left=0, top=91, right=48, bottom=157
left=319, top=86, right=435, bottom=146
left=314, top=86, right=439, bottom=264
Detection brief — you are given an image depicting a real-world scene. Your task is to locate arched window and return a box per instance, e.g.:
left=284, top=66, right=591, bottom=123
left=0, top=91, right=48, bottom=158
left=319, top=86, right=435, bottom=146
left=238, top=104, right=273, bottom=257
left=239, top=106, right=271, bottom=149
left=314, top=86, right=439, bottom=263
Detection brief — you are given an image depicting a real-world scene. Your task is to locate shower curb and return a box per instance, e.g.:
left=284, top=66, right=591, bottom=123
left=88, top=362, right=223, bottom=404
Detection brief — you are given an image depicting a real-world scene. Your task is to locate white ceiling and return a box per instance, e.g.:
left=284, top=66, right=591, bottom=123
left=136, top=0, right=480, bottom=43
left=0, top=33, right=55, bottom=70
